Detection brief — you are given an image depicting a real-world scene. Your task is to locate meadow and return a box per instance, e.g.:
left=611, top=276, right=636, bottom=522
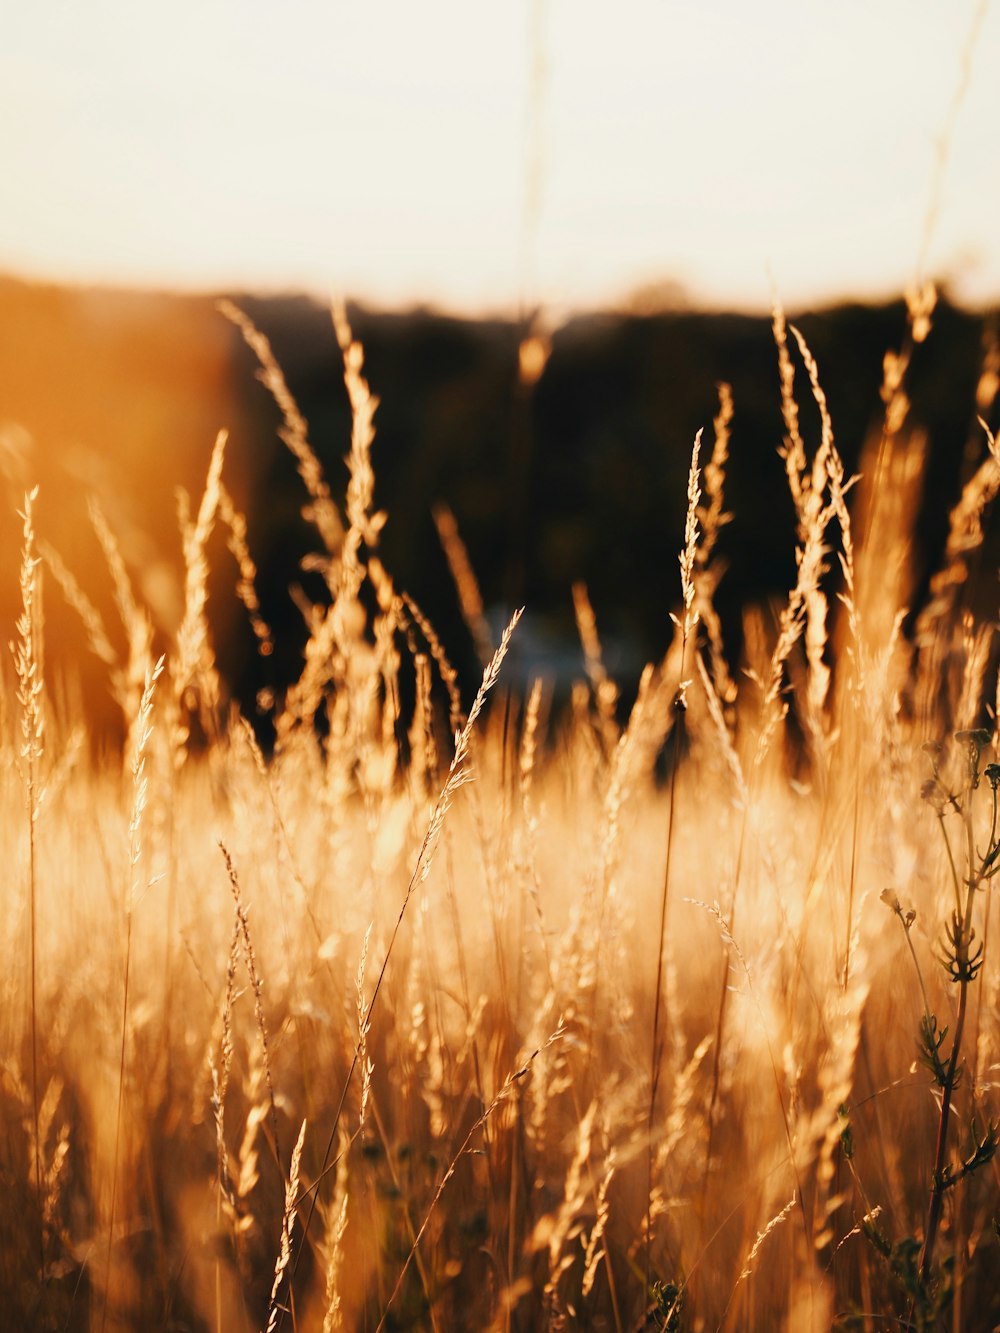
left=3, top=287, right=999, bottom=1332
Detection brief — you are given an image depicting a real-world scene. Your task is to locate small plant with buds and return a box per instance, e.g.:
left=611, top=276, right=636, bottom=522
left=875, top=728, right=1000, bottom=1321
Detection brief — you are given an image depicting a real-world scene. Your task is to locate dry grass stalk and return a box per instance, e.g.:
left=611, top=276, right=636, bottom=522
left=596, top=664, right=655, bottom=925
left=219, top=841, right=283, bottom=1177
left=276, top=305, right=385, bottom=745
left=772, top=298, right=807, bottom=512
left=954, top=613, right=992, bottom=734
left=401, top=591, right=464, bottom=734
left=210, top=907, right=241, bottom=1333
left=572, top=581, right=619, bottom=746
left=695, top=652, right=748, bottom=808
left=127, top=656, right=165, bottom=896
left=407, top=652, right=437, bottom=799
left=751, top=437, right=834, bottom=770
left=332, top=299, right=385, bottom=598
left=915, top=418, right=1000, bottom=659
left=861, top=279, right=939, bottom=593
left=234, top=1050, right=269, bottom=1230
left=724, top=1190, right=797, bottom=1311
left=37, top=1079, right=70, bottom=1242
left=319, top=1139, right=352, bottom=1333
left=88, top=498, right=155, bottom=753
left=696, top=383, right=733, bottom=570
left=581, top=1145, right=616, bottom=1298
left=218, top=299, right=344, bottom=558
left=787, top=325, right=842, bottom=753
left=39, top=539, right=119, bottom=672
left=265, top=1117, right=307, bottom=1333
left=433, top=502, right=493, bottom=667
left=536, top=1098, right=596, bottom=1316
left=173, top=429, right=227, bottom=755
left=369, top=559, right=403, bottom=800
left=12, top=485, right=44, bottom=1275
left=808, top=967, right=870, bottom=1249
left=695, top=383, right=737, bottom=707
left=647, top=431, right=702, bottom=1288
left=217, top=480, right=274, bottom=659
left=356, top=922, right=374, bottom=1136
left=519, top=675, right=544, bottom=804
left=673, top=427, right=703, bottom=683
left=211, top=910, right=241, bottom=1181
left=517, top=677, right=556, bottom=991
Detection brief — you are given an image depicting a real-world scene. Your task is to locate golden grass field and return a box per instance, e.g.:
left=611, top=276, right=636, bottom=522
left=3, top=289, right=1000, bottom=1332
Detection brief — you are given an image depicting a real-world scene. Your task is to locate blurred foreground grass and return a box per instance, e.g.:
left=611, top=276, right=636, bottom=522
left=3, top=289, right=1000, bottom=1331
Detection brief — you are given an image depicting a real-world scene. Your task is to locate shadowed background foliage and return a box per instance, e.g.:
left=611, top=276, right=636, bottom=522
left=1, top=274, right=996, bottom=737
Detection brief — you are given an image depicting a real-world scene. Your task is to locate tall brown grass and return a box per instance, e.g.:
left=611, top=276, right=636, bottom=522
left=3, top=292, right=1000, bottom=1333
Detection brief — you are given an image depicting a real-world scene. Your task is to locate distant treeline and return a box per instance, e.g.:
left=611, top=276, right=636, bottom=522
left=227, top=292, right=996, bottom=706
left=0, top=276, right=995, bottom=729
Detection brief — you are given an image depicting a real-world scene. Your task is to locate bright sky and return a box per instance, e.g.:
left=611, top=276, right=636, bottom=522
left=2, top=0, right=997, bottom=315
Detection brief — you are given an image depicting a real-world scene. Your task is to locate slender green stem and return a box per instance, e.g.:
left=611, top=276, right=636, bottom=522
left=936, top=812, right=964, bottom=919
left=919, top=785, right=984, bottom=1282
left=919, top=967, right=969, bottom=1281
left=901, top=923, right=933, bottom=1029
left=962, top=801, right=980, bottom=937
left=987, top=783, right=997, bottom=857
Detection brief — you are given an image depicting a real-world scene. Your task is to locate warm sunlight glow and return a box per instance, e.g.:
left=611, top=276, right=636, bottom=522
left=0, top=0, right=997, bottom=312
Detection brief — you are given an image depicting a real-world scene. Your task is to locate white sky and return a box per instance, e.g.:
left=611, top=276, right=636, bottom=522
left=1, top=0, right=997, bottom=315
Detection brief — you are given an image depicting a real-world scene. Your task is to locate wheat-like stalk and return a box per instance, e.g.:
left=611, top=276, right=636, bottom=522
left=216, top=481, right=274, bottom=659
left=319, top=1139, right=352, bottom=1333
left=433, top=502, right=493, bottom=667
left=916, top=419, right=1000, bottom=644
left=12, top=486, right=44, bottom=1276
left=219, top=842, right=283, bottom=1177
left=697, top=381, right=733, bottom=570
left=400, top=591, right=464, bottom=734
left=332, top=299, right=384, bottom=595
left=265, top=1117, right=307, bottom=1333
left=210, top=906, right=240, bottom=1333
left=695, top=383, right=737, bottom=707
left=276, top=304, right=385, bottom=744
left=723, top=1190, right=798, bottom=1316
left=673, top=427, right=703, bottom=688
left=88, top=498, right=154, bottom=755
left=173, top=429, right=227, bottom=756
left=218, top=299, right=344, bottom=558
left=647, top=431, right=703, bottom=1280
left=772, top=298, right=807, bottom=511
left=572, top=580, right=619, bottom=746
left=39, top=539, right=119, bottom=672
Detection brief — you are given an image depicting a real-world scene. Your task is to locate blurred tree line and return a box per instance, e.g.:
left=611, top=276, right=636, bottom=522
left=227, top=292, right=994, bottom=711
left=0, top=275, right=995, bottom=733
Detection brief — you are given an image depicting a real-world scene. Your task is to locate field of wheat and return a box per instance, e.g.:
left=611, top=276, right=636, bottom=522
left=2, top=287, right=999, bottom=1333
